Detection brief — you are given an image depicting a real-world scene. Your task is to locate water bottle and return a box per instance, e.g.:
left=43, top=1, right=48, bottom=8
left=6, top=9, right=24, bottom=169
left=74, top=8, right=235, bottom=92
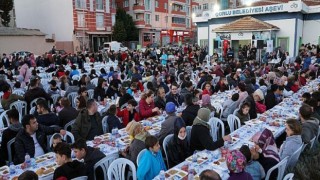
left=115, top=127, right=118, bottom=134
left=112, top=128, right=116, bottom=135
left=31, top=158, right=37, bottom=168
left=188, top=168, right=194, bottom=180
left=192, top=151, right=197, bottom=163
left=98, top=96, right=101, bottom=102
left=25, top=153, right=31, bottom=168
left=9, top=162, right=15, bottom=175
left=159, top=170, right=165, bottom=180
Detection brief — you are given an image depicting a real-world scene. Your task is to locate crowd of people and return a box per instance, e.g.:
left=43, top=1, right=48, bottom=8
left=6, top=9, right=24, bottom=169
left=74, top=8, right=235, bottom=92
left=0, top=42, right=319, bottom=180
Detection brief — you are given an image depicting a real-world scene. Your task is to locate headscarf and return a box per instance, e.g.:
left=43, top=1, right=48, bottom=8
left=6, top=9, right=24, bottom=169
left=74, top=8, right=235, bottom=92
left=193, top=108, right=211, bottom=129
left=252, top=129, right=280, bottom=162
left=201, top=94, right=211, bottom=106
left=226, top=150, right=246, bottom=173
left=173, top=117, right=187, bottom=142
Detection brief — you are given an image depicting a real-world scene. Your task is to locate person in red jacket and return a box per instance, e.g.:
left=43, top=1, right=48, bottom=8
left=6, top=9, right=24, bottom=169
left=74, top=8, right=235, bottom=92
left=202, top=82, right=213, bottom=96
left=139, top=90, right=160, bottom=119
left=117, top=99, right=141, bottom=126
left=299, top=71, right=307, bottom=86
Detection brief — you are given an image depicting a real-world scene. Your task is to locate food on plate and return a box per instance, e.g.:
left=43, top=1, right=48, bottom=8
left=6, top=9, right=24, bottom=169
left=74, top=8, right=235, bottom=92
left=181, top=165, right=188, bottom=172
left=197, top=159, right=203, bottom=164
left=165, top=173, right=170, bottom=178
left=36, top=168, right=45, bottom=176
left=43, top=168, right=54, bottom=174
left=144, top=126, right=152, bottom=130
left=12, top=176, right=19, bottom=180
left=259, top=116, right=267, bottom=121
left=232, top=134, right=239, bottom=138
left=36, top=158, right=46, bottom=163
left=46, top=163, right=57, bottom=169
left=178, top=171, right=187, bottom=177
left=219, top=158, right=226, bottom=162
left=213, top=161, right=220, bottom=165
left=2, top=170, right=8, bottom=175
left=202, top=157, right=208, bottom=160
left=168, top=169, right=178, bottom=175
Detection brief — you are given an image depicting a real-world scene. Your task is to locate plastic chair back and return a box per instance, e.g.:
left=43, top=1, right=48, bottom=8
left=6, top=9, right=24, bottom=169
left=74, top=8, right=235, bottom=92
left=265, top=156, right=289, bottom=180
left=0, top=110, right=10, bottom=128
left=68, top=92, right=78, bottom=108
left=71, top=176, right=88, bottom=180
left=283, top=173, right=294, bottom=180
left=186, top=126, right=192, bottom=144
left=227, top=114, right=241, bottom=133
left=107, top=158, right=136, bottom=180
left=287, top=143, right=304, bottom=169
left=9, top=100, right=27, bottom=117
left=309, top=136, right=316, bottom=150
left=209, top=117, right=225, bottom=142
left=136, top=149, right=147, bottom=166
left=7, top=137, right=15, bottom=163
left=64, top=119, right=75, bottom=131
left=51, top=94, right=61, bottom=105
left=12, top=89, right=25, bottom=96
left=163, top=134, right=174, bottom=168
left=102, top=116, right=109, bottom=134
left=212, top=103, right=223, bottom=119
left=87, top=89, right=94, bottom=99
left=94, top=154, right=119, bottom=180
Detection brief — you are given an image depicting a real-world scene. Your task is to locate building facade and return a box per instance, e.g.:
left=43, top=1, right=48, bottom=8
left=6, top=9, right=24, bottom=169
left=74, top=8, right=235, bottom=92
left=116, top=0, right=198, bottom=47
left=194, top=0, right=320, bottom=58
left=73, top=0, right=116, bottom=52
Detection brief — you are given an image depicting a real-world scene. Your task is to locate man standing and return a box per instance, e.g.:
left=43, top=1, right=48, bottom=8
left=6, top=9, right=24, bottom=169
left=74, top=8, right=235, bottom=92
left=72, top=99, right=103, bottom=141
left=72, top=139, right=106, bottom=180
left=14, top=115, right=65, bottom=164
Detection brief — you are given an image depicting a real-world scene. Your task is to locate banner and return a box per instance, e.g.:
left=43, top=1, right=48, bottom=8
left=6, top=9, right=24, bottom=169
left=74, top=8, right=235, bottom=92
left=267, top=40, right=273, bottom=53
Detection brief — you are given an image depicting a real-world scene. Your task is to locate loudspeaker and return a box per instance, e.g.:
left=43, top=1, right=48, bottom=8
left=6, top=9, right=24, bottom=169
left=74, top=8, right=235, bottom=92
left=214, top=40, right=219, bottom=48
left=257, top=40, right=264, bottom=49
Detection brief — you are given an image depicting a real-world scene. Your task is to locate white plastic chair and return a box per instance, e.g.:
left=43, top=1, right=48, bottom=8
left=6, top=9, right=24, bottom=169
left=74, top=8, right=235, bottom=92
left=64, top=119, right=75, bottom=131
left=233, top=108, right=240, bottom=115
left=209, top=117, right=225, bottom=142
left=49, top=131, right=75, bottom=147
left=12, top=89, right=25, bottom=96
left=283, top=173, right=294, bottom=180
left=72, top=75, right=81, bottom=81
left=91, top=78, right=98, bottom=87
left=7, top=137, right=15, bottom=163
left=102, top=116, right=109, bottom=134
left=212, top=103, right=223, bottom=119
left=0, top=110, right=10, bottom=128
left=30, top=97, right=46, bottom=108
left=68, top=92, right=78, bottom=108
left=87, top=89, right=94, bottom=99
left=107, top=158, right=137, bottom=180
left=10, top=100, right=27, bottom=117
left=265, top=156, right=289, bottom=180
left=51, top=94, right=61, bottom=105
left=309, top=136, right=316, bottom=150
left=94, top=154, right=119, bottom=180
left=163, top=134, right=174, bottom=169
left=227, top=114, right=241, bottom=133
left=29, top=106, right=36, bottom=115
left=286, top=143, right=304, bottom=169
left=186, top=126, right=192, bottom=144
left=71, top=176, right=88, bottom=180
left=136, top=149, right=147, bottom=166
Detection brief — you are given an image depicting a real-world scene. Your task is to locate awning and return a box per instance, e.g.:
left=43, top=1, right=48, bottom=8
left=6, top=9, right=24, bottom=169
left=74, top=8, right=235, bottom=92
left=86, top=31, right=112, bottom=35
left=213, top=16, right=280, bottom=32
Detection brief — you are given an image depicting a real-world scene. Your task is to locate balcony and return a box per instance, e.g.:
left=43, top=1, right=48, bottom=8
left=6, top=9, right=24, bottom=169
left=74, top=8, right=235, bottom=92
left=171, top=10, right=186, bottom=16
left=133, top=4, right=145, bottom=13
left=134, top=19, right=145, bottom=28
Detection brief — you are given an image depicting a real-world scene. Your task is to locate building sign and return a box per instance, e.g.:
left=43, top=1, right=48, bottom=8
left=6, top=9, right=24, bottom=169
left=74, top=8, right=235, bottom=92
left=214, top=4, right=285, bottom=18
left=216, top=33, right=231, bottom=40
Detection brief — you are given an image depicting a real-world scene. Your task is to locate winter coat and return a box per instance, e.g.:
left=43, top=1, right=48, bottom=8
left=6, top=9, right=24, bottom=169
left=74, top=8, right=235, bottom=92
left=116, top=108, right=141, bottom=126
left=53, top=160, right=86, bottom=180
left=166, top=93, right=184, bottom=107
left=181, top=105, right=200, bottom=126
left=279, top=135, right=303, bottom=167
left=301, top=119, right=319, bottom=143
left=83, top=147, right=106, bottom=180
left=157, top=114, right=178, bottom=145
left=139, top=99, right=157, bottom=119
left=107, top=115, right=124, bottom=132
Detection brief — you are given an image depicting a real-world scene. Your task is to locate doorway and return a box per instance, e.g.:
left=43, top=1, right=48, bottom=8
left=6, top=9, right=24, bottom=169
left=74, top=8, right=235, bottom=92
left=277, top=37, right=289, bottom=52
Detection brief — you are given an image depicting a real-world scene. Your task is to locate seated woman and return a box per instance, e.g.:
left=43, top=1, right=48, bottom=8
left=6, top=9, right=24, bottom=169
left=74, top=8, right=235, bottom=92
left=279, top=119, right=303, bottom=166
left=53, top=142, right=86, bottom=179
left=240, top=145, right=265, bottom=180
left=120, top=121, right=149, bottom=165
left=117, top=99, right=141, bottom=126
left=190, top=108, right=231, bottom=152
left=226, top=150, right=253, bottom=180
left=251, top=129, right=280, bottom=180
left=214, top=77, right=229, bottom=93
left=253, top=89, right=266, bottom=114
left=181, top=94, right=200, bottom=126
left=139, top=90, right=160, bottom=119
left=167, top=117, right=191, bottom=168
left=93, top=78, right=107, bottom=101
left=137, top=135, right=166, bottom=180
left=106, top=104, right=124, bottom=132
left=235, top=102, right=251, bottom=125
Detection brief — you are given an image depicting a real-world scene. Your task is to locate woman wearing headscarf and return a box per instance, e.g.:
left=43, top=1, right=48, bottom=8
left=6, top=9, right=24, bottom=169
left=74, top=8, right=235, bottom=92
left=251, top=129, right=280, bottom=179
left=121, top=121, right=149, bottom=165
left=167, top=117, right=191, bottom=168
left=227, top=150, right=253, bottom=180
left=190, top=108, right=231, bottom=152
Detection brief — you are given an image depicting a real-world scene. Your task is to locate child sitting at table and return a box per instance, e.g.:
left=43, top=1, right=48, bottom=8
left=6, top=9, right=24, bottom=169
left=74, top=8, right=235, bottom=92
left=240, top=145, right=265, bottom=180
left=116, top=99, right=141, bottom=126
left=127, top=82, right=138, bottom=96
left=106, top=104, right=124, bottom=132
left=51, top=133, right=63, bottom=151
left=226, top=149, right=253, bottom=180
left=235, top=102, right=251, bottom=125
left=137, top=135, right=167, bottom=180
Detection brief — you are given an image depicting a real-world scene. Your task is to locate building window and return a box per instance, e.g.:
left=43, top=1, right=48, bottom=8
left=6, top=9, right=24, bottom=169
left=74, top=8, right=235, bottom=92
left=203, top=3, right=208, bottom=10
left=164, top=3, right=167, bottom=9
left=155, top=15, right=159, bottom=21
left=96, top=14, right=104, bottom=28
left=145, top=0, right=151, bottom=10
left=112, top=14, right=115, bottom=26
left=145, top=14, right=151, bottom=24
left=186, top=7, right=190, bottom=15
left=124, top=0, right=129, bottom=7
left=172, top=17, right=185, bottom=24
left=76, top=0, right=86, bottom=9
left=144, top=33, right=151, bottom=42
left=155, top=1, right=158, bottom=8
left=198, top=5, right=201, bottom=10
left=96, top=0, right=103, bottom=10
left=77, top=12, right=85, bottom=27
left=135, top=14, right=139, bottom=20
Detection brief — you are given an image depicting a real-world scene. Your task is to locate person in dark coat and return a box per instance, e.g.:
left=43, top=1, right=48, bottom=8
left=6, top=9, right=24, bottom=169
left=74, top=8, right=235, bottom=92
left=53, top=142, right=86, bottom=180
left=93, top=78, right=107, bottom=101
left=118, top=87, right=134, bottom=108
left=0, top=109, right=22, bottom=165
left=190, top=108, right=231, bottom=152
left=36, top=99, right=60, bottom=127
left=58, top=97, right=79, bottom=128
left=167, top=118, right=191, bottom=168
left=265, top=84, right=283, bottom=110
left=165, top=83, right=184, bottom=107
left=72, top=139, right=106, bottom=180
left=106, top=105, right=124, bottom=132
left=154, top=87, right=166, bottom=110
left=24, top=79, right=52, bottom=110
left=181, top=94, right=200, bottom=126
left=14, top=114, right=64, bottom=164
